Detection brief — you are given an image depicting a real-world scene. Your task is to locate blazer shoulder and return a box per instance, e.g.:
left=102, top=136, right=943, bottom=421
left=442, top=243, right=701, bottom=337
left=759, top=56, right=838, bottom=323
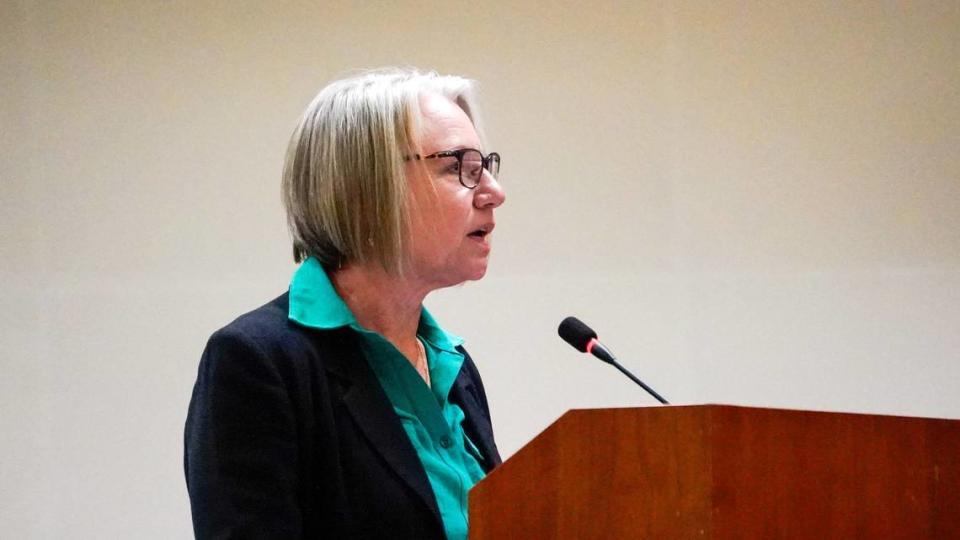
left=197, top=292, right=334, bottom=392
left=216, top=292, right=289, bottom=338
left=208, top=292, right=314, bottom=356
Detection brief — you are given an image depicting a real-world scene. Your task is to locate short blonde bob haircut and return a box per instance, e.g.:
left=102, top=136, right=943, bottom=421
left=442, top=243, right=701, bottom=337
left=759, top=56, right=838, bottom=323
left=282, top=68, right=484, bottom=273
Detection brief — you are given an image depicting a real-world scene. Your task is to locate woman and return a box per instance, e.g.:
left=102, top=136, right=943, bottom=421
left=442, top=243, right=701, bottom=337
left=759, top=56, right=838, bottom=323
left=184, top=69, right=506, bottom=539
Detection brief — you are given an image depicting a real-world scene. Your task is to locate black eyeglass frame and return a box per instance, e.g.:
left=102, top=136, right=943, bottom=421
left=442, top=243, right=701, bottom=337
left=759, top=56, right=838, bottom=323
left=409, top=148, right=501, bottom=189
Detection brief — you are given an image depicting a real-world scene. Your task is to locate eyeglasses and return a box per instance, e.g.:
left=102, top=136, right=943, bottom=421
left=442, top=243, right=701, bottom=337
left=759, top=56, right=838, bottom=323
left=410, top=148, right=501, bottom=189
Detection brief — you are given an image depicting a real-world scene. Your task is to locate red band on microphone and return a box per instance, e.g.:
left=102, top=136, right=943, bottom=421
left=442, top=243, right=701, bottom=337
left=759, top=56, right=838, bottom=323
left=586, top=337, right=598, bottom=354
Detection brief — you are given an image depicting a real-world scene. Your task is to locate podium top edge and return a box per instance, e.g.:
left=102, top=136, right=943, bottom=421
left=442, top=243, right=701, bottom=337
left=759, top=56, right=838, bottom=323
left=563, top=403, right=960, bottom=422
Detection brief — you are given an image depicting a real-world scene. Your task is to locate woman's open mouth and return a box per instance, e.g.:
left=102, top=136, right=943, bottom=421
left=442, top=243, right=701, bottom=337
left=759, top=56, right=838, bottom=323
left=467, top=224, right=494, bottom=241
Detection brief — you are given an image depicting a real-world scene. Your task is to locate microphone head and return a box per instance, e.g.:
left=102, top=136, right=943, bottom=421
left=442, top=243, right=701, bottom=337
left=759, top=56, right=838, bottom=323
left=558, top=316, right=597, bottom=352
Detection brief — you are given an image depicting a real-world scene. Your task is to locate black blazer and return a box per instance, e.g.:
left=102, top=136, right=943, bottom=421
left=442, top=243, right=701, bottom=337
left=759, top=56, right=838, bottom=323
left=184, top=293, right=502, bottom=539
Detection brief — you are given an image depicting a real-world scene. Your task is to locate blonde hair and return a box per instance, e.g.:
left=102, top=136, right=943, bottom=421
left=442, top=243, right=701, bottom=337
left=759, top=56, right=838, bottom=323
left=282, top=68, right=483, bottom=273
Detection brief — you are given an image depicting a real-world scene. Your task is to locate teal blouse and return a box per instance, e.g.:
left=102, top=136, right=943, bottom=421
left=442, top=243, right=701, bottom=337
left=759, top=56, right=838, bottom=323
left=288, top=258, right=486, bottom=540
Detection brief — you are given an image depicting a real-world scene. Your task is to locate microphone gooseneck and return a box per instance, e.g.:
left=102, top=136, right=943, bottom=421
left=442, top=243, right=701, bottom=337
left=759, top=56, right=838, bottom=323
left=558, top=316, right=669, bottom=405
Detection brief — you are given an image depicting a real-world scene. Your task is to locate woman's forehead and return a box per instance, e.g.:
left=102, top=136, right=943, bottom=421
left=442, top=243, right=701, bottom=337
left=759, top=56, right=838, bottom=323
left=417, top=93, right=481, bottom=152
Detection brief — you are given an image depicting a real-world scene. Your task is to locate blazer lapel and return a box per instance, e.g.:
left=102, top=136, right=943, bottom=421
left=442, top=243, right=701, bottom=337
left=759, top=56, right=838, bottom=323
left=449, top=368, right=502, bottom=471
left=317, top=328, right=442, bottom=527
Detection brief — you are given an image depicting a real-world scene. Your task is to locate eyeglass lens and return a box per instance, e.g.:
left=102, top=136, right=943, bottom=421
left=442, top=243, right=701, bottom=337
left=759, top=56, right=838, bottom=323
left=461, top=150, right=500, bottom=188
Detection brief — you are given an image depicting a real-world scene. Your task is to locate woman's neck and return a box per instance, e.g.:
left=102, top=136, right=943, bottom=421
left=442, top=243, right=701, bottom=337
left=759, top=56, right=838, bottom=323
left=329, top=262, right=428, bottom=361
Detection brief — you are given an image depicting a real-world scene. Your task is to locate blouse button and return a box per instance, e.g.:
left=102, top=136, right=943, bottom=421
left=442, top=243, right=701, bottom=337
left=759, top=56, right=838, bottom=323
left=439, top=436, right=453, bottom=448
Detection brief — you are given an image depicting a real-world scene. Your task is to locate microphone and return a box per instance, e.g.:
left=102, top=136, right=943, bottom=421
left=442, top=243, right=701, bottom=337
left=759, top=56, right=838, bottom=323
left=558, top=316, right=669, bottom=405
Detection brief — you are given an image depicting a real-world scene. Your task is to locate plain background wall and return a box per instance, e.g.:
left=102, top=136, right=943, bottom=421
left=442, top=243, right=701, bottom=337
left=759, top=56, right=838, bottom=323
left=3, top=1, right=958, bottom=537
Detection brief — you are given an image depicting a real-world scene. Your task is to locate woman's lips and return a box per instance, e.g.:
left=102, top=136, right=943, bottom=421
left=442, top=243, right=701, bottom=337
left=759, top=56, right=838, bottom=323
left=467, top=223, right=495, bottom=238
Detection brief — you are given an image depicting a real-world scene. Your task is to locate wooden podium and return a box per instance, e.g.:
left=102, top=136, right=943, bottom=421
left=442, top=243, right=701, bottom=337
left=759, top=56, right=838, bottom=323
left=469, top=405, right=960, bottom=539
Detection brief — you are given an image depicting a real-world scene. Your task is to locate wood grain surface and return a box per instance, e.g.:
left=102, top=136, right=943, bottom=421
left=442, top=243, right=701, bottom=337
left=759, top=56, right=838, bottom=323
left=469, top=405, right=960, bottom=539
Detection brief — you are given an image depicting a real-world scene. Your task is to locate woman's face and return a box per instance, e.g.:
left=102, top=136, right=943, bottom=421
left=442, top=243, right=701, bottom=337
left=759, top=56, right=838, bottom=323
left=404, top=92, right=506, bottom=289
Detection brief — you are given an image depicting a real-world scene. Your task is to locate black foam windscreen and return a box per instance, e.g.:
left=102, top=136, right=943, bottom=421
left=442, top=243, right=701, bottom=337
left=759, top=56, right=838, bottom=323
left=558, top=316, right=597, bottom=352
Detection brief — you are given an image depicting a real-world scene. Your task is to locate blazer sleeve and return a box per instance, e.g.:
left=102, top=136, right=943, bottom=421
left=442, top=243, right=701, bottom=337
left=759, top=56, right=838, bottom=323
left=184, top=327, right=303, bottom=539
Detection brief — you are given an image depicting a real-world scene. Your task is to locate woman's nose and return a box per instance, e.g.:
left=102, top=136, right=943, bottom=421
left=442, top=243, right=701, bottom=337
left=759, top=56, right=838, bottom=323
left=474, top=171, right=506, bottom=209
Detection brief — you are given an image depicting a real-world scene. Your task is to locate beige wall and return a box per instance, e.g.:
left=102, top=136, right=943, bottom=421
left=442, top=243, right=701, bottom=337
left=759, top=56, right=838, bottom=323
left=3, top=1, right=958, bottom=537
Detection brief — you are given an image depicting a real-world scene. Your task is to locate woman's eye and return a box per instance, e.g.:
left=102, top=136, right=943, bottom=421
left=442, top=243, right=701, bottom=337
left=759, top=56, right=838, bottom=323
left=447, top=162, right=461, bottom=174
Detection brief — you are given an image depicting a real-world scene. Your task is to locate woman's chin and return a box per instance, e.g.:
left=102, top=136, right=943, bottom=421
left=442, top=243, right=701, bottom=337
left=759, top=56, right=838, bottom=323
left=438, top=266, right=488, bottom=289
left=418, top=257, right=492, bottom=290
left=466, top=261, right=489, bottom=281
